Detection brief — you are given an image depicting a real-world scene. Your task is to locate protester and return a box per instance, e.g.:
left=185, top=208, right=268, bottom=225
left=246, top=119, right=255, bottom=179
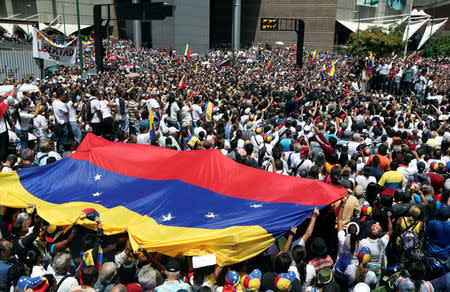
left=0, top=39, right=449, bottom=292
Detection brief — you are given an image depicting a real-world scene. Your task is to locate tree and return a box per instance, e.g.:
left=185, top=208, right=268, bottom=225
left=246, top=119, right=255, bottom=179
left=423, top=36, right=450, bottom=57
left=347, top=25, right=405, bottom=56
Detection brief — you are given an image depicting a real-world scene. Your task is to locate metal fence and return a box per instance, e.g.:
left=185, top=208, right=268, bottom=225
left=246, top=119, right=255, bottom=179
left=0, top=49, right=73, bottom=81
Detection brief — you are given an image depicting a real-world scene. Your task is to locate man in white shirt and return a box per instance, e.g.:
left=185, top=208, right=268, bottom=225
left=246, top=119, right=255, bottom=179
left=88, top=88, right=103, bottom=136
left=191, top=97, right=203, bottom=124
left=50, top=252, right=79, bottom=292
left=66, top=99, right=82, bottom=144
left=100, top=96, right=114, bottom=140
left=52, top=89, right=69, bottom=155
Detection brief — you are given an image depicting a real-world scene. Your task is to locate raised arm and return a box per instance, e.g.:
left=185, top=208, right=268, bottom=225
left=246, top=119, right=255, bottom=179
left=302, top=208, right=320, bottom=244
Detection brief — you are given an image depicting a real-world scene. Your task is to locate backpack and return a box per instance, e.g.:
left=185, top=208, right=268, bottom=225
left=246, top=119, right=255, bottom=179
left=400, top=229, right=418, bottom=250
left=81, top=99, right=94, bottom=122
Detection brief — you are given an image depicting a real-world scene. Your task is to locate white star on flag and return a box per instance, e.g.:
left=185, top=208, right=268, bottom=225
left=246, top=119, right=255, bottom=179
left=250, top=203, right=263, bottom=208
left=205, top=212, right=218, bottom=218
left=94, top=174, right=102, bottom=181
left=92, top=192, right=101, bottom=197
left=162, top=213, right=175, bottom=221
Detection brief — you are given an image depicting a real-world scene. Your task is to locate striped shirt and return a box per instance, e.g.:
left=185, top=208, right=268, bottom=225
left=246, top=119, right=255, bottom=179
left=378, top=170, right=404, bottom=196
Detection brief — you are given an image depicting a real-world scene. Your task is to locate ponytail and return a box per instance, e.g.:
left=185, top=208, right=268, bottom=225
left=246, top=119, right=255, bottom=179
left=355, top=264, right=368, bottom=284
left=350, top=232, right=359, bottom=254
left=292, top=245, right=307, bottom=284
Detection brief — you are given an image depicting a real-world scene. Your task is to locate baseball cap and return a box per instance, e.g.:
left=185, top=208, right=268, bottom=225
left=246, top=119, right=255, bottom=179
left=242, top=269, right=262, bottom=291
left=317, top=268, right=333, bottom=285
left=166, top=259, right=180, bottom=272
left=275, top=271, right=295, bottom=291
left=17, top=276, right=48, bottom=292
left=300, top=146, right=309, bottom=158
left=226, top=270, right=240, bottom=286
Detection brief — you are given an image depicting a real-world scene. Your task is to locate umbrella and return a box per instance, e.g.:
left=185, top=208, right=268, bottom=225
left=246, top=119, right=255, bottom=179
left=190, top=53, right=199, bottom=57
left=275, top=41, right=284, bottom=46
left=127, top=72, right=140, bottom=78
left=149, top=51, right=158, bottom=55
left=45, top=66, right=59, bottom=74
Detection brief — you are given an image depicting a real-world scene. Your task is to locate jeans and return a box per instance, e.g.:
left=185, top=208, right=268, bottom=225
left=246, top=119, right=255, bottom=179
left=129, top=120, right=140, bottom=136
left=15, top=128, right=28, bottom=153
left=54, top=123, right=68, bottom=155
left=68, top=122, right=82, bottom=144
left=118, top=116, right=129, bottom=135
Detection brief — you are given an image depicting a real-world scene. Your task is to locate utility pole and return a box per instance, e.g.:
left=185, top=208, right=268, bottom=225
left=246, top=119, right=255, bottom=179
left=403, top=0, right=414, bottom=58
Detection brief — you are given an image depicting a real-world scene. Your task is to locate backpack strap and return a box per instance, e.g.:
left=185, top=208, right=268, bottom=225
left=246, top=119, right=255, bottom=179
left=291, top=159, right=306, bottom=176
left=56, top=275, right=70, bottom=291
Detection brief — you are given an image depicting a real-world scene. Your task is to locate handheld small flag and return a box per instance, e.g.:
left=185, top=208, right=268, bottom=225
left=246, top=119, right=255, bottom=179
left=265, top=60, right=272, bottom=72
left=218, top=59, right=232, bottom=67
left=204, top=101, right=213, bottom=123
left=310, top=50, right=317, bottom=63
left=368, top=52, right=374, bottom=70
left=90, top=56, right=96, bottom=65
left=184, top=43, right=192, bottom=60
left=194, top=65, right=199, bottom=75
left=291, top=44, right=297, bottom=51
left=250, top=67, right=262, bottom=75
left=328, top=60, right=338, bottom=78
left=178, top=75, right=187, bottom=90
left=147, top=103, right=156, bottom=142
left=108, top=36, right=118, bottom=43
left=90, top=30, right=95, bottom=42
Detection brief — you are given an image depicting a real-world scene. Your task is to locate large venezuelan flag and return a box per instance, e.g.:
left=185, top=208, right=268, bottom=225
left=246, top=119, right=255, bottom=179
left=0, top=134, right=346, bottom=265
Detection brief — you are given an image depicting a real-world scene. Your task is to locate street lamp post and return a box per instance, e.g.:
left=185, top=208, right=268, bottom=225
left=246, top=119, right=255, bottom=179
left=353, top=10, right=360, bottom=55
left=62, top=0, right=67, bottom=35
left=26, top=4, right=31, bottom=38
left=76, top=0, right=83, bottom=75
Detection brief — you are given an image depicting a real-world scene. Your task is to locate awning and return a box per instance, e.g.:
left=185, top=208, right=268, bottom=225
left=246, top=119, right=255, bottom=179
left=337, top=20, right=395, bottom=33
left=14, top=23, right=32, bottom=35
left=403, top=19, right=428, bottom=41
left=418, top=18, right=448, bottom=49
left=0, top=22, right=14, bottom=34
left=411, top=9, right=431, bottom=18
left=38, top=23, right=90, bottom=36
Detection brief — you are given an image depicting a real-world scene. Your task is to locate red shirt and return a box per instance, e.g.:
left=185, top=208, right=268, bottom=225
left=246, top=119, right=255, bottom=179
left=426, top=173, right=444, bottom=195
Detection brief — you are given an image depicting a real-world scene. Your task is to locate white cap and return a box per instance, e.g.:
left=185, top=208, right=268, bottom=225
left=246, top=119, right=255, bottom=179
left=353, top=283, right=370, bottom=292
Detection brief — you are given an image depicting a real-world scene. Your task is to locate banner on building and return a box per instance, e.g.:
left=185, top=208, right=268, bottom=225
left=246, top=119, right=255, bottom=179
left=356, top=0, right=379, bottom=7
left=387, top=0, right=407, bottom=11
left=32, top=28, right=78, bottom=64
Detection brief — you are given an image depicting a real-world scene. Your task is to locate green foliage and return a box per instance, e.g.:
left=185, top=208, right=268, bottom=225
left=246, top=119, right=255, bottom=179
left=423, top=36, right=450, bottom=57
left=347, top=25, right=405, bottom=56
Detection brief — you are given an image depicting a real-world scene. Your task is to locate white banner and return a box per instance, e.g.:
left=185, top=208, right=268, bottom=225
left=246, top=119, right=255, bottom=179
left=32, top=28, right=78, bottom=64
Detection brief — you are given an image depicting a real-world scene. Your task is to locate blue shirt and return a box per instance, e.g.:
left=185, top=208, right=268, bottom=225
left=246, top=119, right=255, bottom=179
left=425, top=220, right=450, bottom=258
left=0, top=261, right=12, bottom=291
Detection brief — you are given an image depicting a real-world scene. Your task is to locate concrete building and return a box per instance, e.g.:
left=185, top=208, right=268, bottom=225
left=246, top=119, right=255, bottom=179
left=1, top=0, right=447, bottom=54
left=240, top=0, right=337, bottom=51
left=0, top=0, right=114, bottom=36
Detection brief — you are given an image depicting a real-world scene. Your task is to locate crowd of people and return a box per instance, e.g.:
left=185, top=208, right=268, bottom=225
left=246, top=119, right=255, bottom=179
left=0, top=39, right=449, bottom=292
